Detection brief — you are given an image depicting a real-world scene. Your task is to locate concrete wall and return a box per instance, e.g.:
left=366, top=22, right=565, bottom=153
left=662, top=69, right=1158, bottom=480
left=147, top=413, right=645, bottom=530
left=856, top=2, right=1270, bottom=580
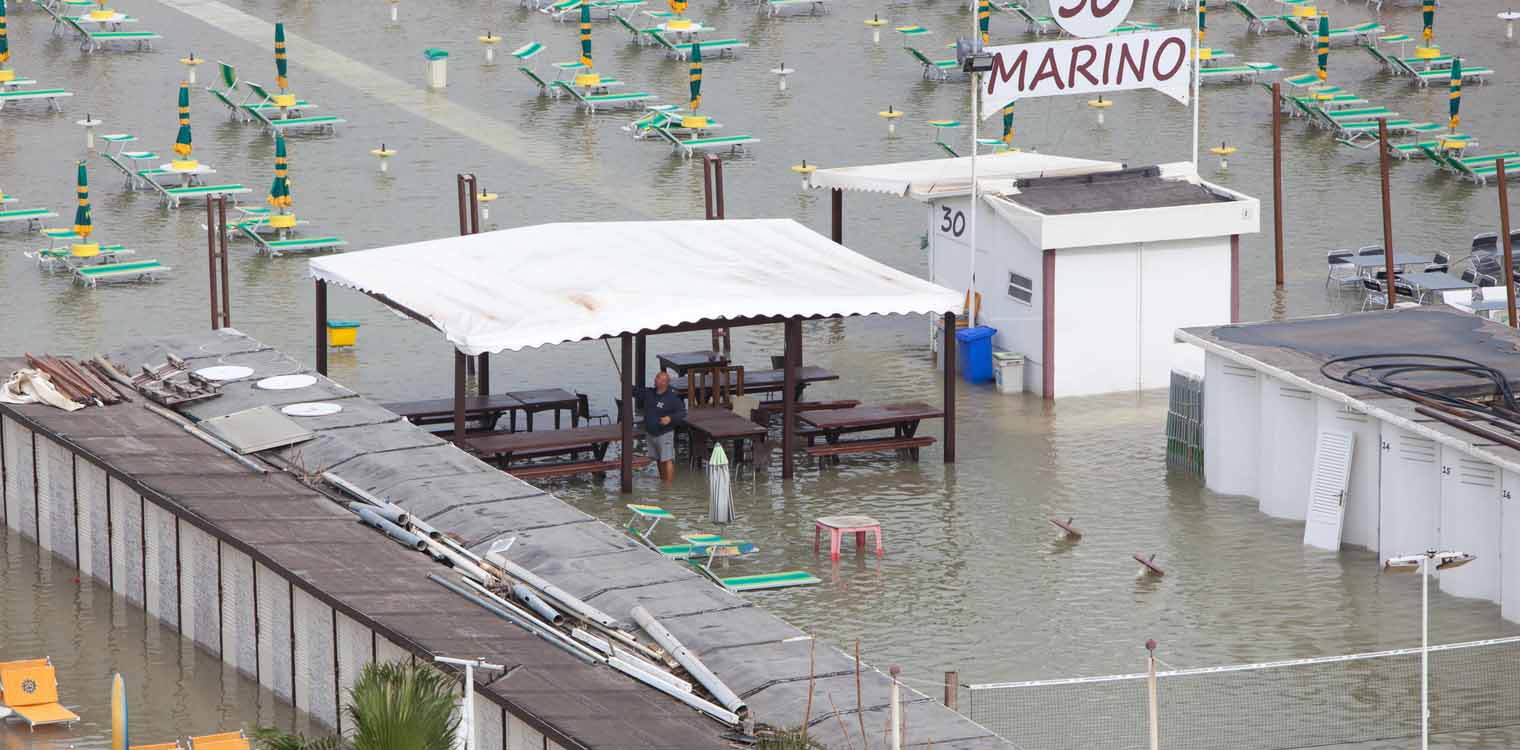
left=0, top=410, right=553, bottom=750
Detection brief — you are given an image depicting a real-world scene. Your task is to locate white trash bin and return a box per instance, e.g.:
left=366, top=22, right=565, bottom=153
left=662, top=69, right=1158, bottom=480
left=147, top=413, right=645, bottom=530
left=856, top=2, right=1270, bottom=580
left=992, top=351, right=1025, bottom=394
left=424, top=48, right=449, bottom=89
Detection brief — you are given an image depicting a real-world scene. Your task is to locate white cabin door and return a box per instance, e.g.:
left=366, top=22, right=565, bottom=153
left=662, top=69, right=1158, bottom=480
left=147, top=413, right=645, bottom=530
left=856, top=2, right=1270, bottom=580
left=1304, top=430, right=1356, bottom=550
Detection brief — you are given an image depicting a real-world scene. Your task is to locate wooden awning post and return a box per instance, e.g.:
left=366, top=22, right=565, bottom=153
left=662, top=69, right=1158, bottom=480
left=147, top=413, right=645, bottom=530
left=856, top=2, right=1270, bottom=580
left=620, top=333, right=635, bottom=493
left=782, top=319, right=800, bottom=478
left=453, top=350, right=467, bottom=447
left=315, top=280, right=328, bottom=376
left=943, top=312, right=957, bottom=463
left=831, top=188, right=843, bottom=244
left=478, top=354, right=490, bottom=397
left=635, top=334, right=647, bottom=390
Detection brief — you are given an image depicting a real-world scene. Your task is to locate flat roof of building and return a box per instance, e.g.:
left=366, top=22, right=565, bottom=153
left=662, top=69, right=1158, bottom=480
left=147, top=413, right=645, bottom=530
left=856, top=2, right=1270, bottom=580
left=1009, top=167, right=1234, bottom=215
left=1179, top=306, right=1520, bottom=475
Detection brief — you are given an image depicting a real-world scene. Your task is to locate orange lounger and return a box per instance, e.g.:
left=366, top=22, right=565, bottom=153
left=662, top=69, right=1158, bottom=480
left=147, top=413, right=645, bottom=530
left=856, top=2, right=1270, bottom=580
left=0, top=661, right=81, bottom=729
left=189, top=731, right=251, bottom=750
left=132, top=744, right=185, bottom=750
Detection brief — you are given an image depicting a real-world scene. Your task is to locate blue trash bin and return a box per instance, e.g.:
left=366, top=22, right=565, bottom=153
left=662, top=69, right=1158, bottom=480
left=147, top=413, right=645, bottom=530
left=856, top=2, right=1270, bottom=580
left=955, top=326, right=998, bottom=383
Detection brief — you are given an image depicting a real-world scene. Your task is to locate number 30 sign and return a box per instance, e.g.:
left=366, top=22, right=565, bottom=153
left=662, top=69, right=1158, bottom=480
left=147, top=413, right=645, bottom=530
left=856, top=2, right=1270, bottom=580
left=1052, top=0, right=1135, bottom=38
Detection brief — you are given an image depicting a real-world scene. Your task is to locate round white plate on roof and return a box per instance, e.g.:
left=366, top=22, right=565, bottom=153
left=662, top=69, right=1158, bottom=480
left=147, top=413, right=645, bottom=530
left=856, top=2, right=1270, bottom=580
left=281, top=402, right=343, bottom=417
left=256, top=374, right=317, bottom=391
left=195, top=365, right=254, bottom=381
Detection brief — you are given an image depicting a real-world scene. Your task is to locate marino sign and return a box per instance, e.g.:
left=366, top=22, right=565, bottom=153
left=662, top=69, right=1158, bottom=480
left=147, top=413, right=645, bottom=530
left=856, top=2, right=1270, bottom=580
left=979, top=29, right=1192, bottom=117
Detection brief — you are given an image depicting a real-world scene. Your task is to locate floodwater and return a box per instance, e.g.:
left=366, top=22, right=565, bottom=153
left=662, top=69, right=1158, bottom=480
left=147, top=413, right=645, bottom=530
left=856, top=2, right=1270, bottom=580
left=2, top=0, right=1519, bottom=745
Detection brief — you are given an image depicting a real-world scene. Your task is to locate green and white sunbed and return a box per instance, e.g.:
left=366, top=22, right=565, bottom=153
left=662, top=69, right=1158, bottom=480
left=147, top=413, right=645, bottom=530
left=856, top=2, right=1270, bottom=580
left=1325, top=106, right=1398, bottom=124
left=1419, top=147, right=1520, bottom=186
left=73, top=259, right=169, bottom=287
left=1330, top=117, right=1419, bottom=144
left=1004, top=3, right=1057, bottom=34
left=207, top=62, right=253, bottom=118
left=237, top=224, right=346, bottom=256
left=544, top=0, right=643, bottom=21
left=1283, top=17, right=1383, bottom=46
left=0, top=76, right=40, bottom=88
left=1200, top=63, right=1280, bottom=83
left=0, top=208, right=59, bottom=230
left=0, top=88, right=73, bottom=111
left=150, top=183, right=251, bottom=209
left=1388, top=135, right=1473, bottom=160
left=624, top=503, right=672, bottom=541
left=612, top=13, right=659, bottom=43
left=658, top=534, right=759, bottom=560
left=27, top=244, right=134, bottom=270
left=0, top=194, right=14, bottom=205
left=648, top=31, right=748, bottom=60
left=718, top=569, right=821, bottom=592
left=1228, top=0, right=1288, bottom=33
left=905, top=47, right=960, bottom=80
left=1411, top=65, right=1492, bottom=87
left=764, top=0, right=828, bottom=16
left=628, top=107, right=722, bottom=138
left=246, top=105, right=345, bottom=133
left=63, top=17, right=160, bottom=52
left=242, top=81, right=316, bottom=119
left=651, top=125, right=757, bottom=158
left=511, top=41, right=545, bottom=60
left=552, top=81, right=654, bottom=111
left=519, top=66, right=555, bottom=93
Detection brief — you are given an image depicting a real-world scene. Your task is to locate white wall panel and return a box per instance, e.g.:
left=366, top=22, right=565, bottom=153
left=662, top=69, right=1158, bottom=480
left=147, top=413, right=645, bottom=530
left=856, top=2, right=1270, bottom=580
left=76, top=460, right=111, bottom=584
left=1502, top=470, right=1520, bottom=622
left=293, top=586, right=338, bottom=727
left=35, top=435, right=75, bottom=563
left=1203, top=354, right=1260, bottom=497
left=220, top=544, right=258, bottom=679
left=1377, top=425, right=1441, bottom=561
left=109, top=477, right=145, bottom=607
left=1256, top=379, right=1315, bottom=520
left=178, top=520, right=221, bottom=655
left=4, top=416, right=37, bottom=538
left=1439, top=446, right=1501, bottom=603
left=143, top=501, right=179, bottom=628
left=335, top=611, right=374, bottom=734
left=256, top=561, right=295, bottom=702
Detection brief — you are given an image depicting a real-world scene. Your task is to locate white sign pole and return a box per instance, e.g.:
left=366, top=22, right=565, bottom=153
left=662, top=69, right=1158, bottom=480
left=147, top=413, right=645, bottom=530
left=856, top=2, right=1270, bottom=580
left=968, top=10, right=980, bottom=321
left=1192, top=0, right=1202, bottom=169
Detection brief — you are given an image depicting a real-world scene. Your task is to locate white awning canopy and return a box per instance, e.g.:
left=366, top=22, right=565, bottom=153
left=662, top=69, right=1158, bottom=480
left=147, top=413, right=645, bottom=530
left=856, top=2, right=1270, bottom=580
left=808, top=151, right=1121, bottom=200
left=309, top=219, right=962, bottom=355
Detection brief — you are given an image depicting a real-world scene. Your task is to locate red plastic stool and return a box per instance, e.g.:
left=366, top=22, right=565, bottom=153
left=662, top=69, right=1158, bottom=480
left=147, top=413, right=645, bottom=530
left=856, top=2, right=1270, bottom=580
left=814, top=515, right=883, bottom=561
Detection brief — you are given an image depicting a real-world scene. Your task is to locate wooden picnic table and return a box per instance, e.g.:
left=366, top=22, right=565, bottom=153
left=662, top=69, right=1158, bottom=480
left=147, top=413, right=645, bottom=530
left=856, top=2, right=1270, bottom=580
left=682, top=407, right=768, bottom=466
left=466, top=423, right=628, bottom=464
left=657, top=350, right=729, bottom=375
left=671, top=366, right=837, bottom=400
left=799, top=402, right=943, bottom=462
left=384, top=388, right=580, bottom=431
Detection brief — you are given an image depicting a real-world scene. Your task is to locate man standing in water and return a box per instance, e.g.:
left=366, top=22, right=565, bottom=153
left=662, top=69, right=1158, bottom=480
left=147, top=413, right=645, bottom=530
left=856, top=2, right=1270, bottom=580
left=634, top=371, right=686, bottom=482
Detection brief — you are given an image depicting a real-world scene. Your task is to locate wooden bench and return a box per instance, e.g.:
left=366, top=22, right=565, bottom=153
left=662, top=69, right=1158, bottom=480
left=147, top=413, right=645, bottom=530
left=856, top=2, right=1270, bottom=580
left=804, top=435, right=935, bottom=461
left=508, top=455, right=652, bottom=480
left=751, top=399, right=861, bottom=423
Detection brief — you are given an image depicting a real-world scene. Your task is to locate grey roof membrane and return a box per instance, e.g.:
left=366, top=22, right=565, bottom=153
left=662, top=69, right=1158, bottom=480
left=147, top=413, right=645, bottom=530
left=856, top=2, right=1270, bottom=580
left=1011, top=167, right=1231, bottom=215
left=101, top=329, right=1011, bottom=750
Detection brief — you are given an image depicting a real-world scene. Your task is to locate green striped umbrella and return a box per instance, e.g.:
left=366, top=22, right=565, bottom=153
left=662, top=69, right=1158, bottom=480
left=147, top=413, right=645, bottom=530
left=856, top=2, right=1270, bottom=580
left=688, top=42, right=701, bottom=110
left=73, top=161, right=91, bottom=239
left=1448, top=58, right=1461, bottom=131
left=1001, top=103, right=1014, bottom=146
left=1198, top=0, right=1206, bottom=45
left=268, top=135, right=291, bottom=209
left=274, top=22, right=288, bottom=91
left=1316, top=15, right=1329, bottom=81
left=1422, top=0, right=1434, bottom=43
left=979, top=0, right=990, bottom=44
left=1, top=0, right=10, bottom=67
left=578, top=2, right=592, bottom=68
left=173, top=81, right=192, bottom=157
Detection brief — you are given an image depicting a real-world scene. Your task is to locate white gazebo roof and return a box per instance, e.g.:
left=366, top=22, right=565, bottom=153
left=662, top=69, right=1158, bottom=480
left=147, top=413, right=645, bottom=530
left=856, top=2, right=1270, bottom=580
left=309, top=219, right=962, bottom=355
left=808, top=151, right=1121, bottom=200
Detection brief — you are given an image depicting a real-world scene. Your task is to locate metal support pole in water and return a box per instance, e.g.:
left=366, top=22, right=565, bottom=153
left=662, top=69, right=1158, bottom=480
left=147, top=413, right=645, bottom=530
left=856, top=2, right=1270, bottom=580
left=1147, top=639, right=1160, bottom=750
left=782, top=319, right=799, bottom=479
left=1421, top=555, right=1431, bottom=750
left=315, top=280, right=328, bottom=375
left=217, top=197, right=230, bottom=327
left=889, top=665, right=903, bottom=750
left=830, top=188, right=843, bottom=244
left=1499, top=161, right=1516, bottom=328
left=943, top=671, right=958, bottom=710
left=207, top=196, right=220, bottom=330
left=1378, top=118, right=1396, bottom=310
left=1272, top=82, right=1285, bottom=288
left=943, top=311, right=956, bottom=463
left=620, top=333, right=634, bottom=494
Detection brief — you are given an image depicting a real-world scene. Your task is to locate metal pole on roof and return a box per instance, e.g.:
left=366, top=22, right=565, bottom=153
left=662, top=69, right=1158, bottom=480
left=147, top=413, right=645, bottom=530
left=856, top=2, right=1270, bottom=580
left=620, top=333, right=634, bottom=493
left=207, top=195, right=220, bottom=330
left=1191, top=0, right=1201, bottom=169
left=1499, top=162, right=1516, bottom=327
left=1271, top=82, right=1285, bottom=289
left=218, top=196, right=231, bottom=328
left=315, top=281, right=328, bottom=376
left=1378, top=118, right=1395, bottom=310
left=943, top=312, right=956, bottom=463
left=967, top=0, right=980, bottom=307
left=782, top=320, right=799, bottom=479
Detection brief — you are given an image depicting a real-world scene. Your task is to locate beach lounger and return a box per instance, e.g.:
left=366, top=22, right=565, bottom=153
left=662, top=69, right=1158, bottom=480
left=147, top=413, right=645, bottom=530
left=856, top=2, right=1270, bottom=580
left=1411, top=65, right=1492, bottom=87
left=612, top=12, right=659, bottom=42
left=651, top=124, right=756, bottom=158
left=1283, top=17, right=1383, bottom=46
left=206, top=62, right=253, bottom=118
left=131, top=743, right=184, bottom=750
left=1199, top=64, right=1279, bottom=83
left=905, top=47, right=961, bottom=80
left=63, top=17, right=160, bottom=52
left=1421, top=146, right=1520, bottom=186
left=718, top=569, right=820, bottom=592
left=148, top=182, right=250, bottom=209
left=648, top=31, right=748, bottom=59
left=1006, top=3, right=1058, bottom=34
left=72, top=259, right=168, bottom=286
left=1388, top=135, right=1472, bottom=160
left=237, top=224, right=346, bottom=256
left=518, top=66, right=557, bottom=93
left=1229, top=0, right=1288, bottom=27
left=1330, top=117, right=1418, bottom=144
left=553, top=82, right=654, bottom=111
left=0, top=87, right=73, bottom=111
left=0, top=208, right=58, bottom=230
left=246, top=105, right=344, bottom=133
left=188, top=731, right=251, bottom=750
left=1325, top=106, right=1398, bottom=123
left=658, top=533, right=760, bottom=559
left=511, top=41, right=545, bottom=61
left=27, top=244, right=134, bottom=270
left=625, top=503, right=672, bottom=541
left=764, top=0, right=828, bottom=15
left=0, top=658, right=81, bottom=728
left=241, top=81, right=316, bottom=119
left=1, top=194, right=13, bottom=205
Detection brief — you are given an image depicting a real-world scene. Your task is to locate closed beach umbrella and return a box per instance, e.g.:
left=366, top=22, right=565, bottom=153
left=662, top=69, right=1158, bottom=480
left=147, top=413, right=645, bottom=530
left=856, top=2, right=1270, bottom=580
left=1198, top=0, right=1206, bottom=45
left=979, top=0, right=990, bottom=44
left=707, top=443, right=733, bottom=524
left=173, top=81, right=192, bottom=158
left=110, top=673, right=127, bottom=750
left=1448, top=58, right=1461, bottom=131
left=1316, top=15, right=1329, bottom=81
left=578, top=2, right=592, bottom=68
left=669, top=0, right=688, bottom=14
left=274, top=22, right=289, bottom=91
left=268, top=134, right=292, bottom=209
left=1, top=0, right=10, bottom=68
left=73, top=160, right=91, bottom=239
left=1001, top=103, right=1014, bottom=146
left=1422, top=0, right=1434, bottom=43
left=688, top=42, right=702, bottom=110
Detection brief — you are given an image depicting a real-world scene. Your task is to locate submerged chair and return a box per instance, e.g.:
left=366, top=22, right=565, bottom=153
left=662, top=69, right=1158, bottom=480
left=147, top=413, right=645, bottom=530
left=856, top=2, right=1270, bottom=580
left=0, top=657, right=81, bottom=729
left=188, top=730, right=251, bottom=750
left=905, top=46, right=960, bottom=80
left=1326, top=249, right=1358, bottom=288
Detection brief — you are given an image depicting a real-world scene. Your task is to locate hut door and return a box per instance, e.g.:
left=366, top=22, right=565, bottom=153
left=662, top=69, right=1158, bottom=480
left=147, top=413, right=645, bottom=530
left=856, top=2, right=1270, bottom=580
left=1304, top=430, right=1356, bottom=551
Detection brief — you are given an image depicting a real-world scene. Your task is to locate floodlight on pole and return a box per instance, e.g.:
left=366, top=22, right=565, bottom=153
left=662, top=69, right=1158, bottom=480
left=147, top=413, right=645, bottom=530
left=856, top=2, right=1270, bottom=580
left=435, top=655, right=506, bottom=750
left=1384, top=550, right=1476, bottom=750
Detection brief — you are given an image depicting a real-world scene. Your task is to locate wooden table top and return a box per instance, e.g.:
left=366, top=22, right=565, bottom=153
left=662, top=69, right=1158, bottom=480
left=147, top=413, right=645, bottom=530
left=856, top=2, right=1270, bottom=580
left=508, top=388, right=579, bottom=409
left=682, top=407, right=768, bottom=440
left=657, top=350, right=729, bottom=373
left=467, top=423, right=628, bottom=457
left=384, top=394, right=523, bottom=420
left=798, top=402, right=943, bottom=431
left=670, top=365, right=837, bottom=392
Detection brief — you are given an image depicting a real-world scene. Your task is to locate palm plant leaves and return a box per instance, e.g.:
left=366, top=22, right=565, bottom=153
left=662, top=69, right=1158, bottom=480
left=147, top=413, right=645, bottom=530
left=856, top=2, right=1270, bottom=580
left=346, top=661, right=459, bottom=750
